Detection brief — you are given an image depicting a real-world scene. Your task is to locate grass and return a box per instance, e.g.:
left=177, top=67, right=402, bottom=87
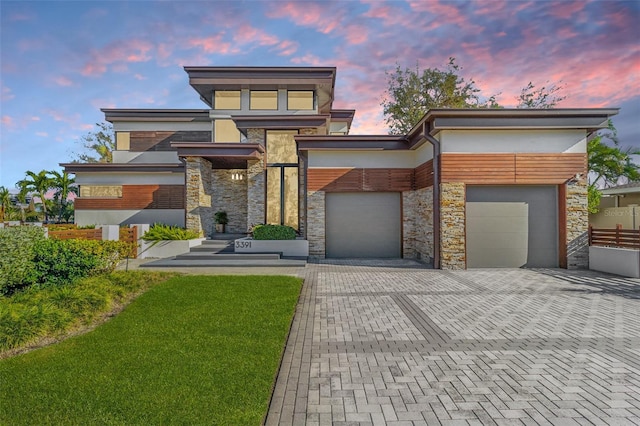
left=0, top=275, right=302, bottom=425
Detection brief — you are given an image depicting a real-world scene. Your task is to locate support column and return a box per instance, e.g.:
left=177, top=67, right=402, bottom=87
left=307, top=190, right=325, bottom=258
left=565, top=177, right=589, bottom=269
left=185, top=157, right=213, bottom=238
left=440, top=182, right=466, bottom=269
left=247, top=158, right=265, bottom=230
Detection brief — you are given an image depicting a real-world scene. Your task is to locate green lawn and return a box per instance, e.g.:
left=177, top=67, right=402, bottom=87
left=0, top=275, right=302, bottom=425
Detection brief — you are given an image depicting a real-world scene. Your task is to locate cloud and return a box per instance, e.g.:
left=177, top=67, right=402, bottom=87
left=1, top=116, right=15, bottom=128
left=275, top=40, right=299, bottom=56
left=187, top=34, right=237, bottom=55
left=1, top=86, right=15, bottom=101
left=265, top=1, right=344, bottom=34
left=234, top=24, right=279, bottom=46
left=81, top=39, right=154, bottom=77
left=290, top=53, right=325, bottom=66
left=36, top=131, right=48, bottom=137
left=53, top=76, right=74, bottom=87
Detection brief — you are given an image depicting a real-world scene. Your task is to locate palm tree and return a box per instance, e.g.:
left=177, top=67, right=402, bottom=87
left=50, top=170, right=78, bottom=223
left=0, top=186, right=11, bottom=222
left=16, top=170, right=53, bottom=222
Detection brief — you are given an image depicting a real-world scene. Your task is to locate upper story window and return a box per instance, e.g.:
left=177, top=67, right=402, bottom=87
left=214, top=119, right=240, bottom=143
left=250, top=91, right=278, bottom=110
left=214, top=91, right=241, bottom=110
left=287, top=91, right=314, bottom=110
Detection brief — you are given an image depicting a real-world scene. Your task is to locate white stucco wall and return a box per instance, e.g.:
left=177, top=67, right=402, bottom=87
left=112, top=151, right=181, bottom=164
left=74, top=172, right=185, bottom=185
left=75, top=209, right=185, bottom=227
left=439, top=129, right=587, bottom=153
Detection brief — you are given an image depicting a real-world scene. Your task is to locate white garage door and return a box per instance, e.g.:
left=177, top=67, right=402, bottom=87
left=326, top=192, right=401, bottom=258
left=466, top=186, right=558, bottom=268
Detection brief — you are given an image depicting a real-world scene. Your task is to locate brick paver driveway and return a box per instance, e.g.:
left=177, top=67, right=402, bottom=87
left=267, top=261, right=640, bottom=426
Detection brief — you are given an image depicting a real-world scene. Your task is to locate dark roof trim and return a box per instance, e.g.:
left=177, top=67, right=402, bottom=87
left=407, top=108, right=620, bottom=145
left=101, top=109, right=211, bottom=122
left=232, top=115, right=330, bottom=130
left=330, top=109, right=356, bottom=120
left=184, top=66, right=336, bottom=81
left=171, top=142, right=265, bottom=159
left=296, top=135, right=408, bottom=151
left=61, top=163, right=185, bottom=173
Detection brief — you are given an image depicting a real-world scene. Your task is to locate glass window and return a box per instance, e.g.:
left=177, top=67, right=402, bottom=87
left=250, top=91, right=278, bottom=110
left=214, top=119, right=240, bottom=143
left=287, top=91, right=314, bottom=110
left=214, top=91, right=241, bottom=109
left=266, top=130, right=298, bottom=163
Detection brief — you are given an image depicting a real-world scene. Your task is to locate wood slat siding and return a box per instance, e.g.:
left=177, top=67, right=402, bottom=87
left=75, top=185, right=185, bottom=210
left=49, top=228, right=103, bottom=241
left=415, top=160, right=434, bottom=189
left=441, top=153, right=587, bottom=184
left=130, top=131, right=211, bottom=152
left=307, top=168, right=414, bottom=192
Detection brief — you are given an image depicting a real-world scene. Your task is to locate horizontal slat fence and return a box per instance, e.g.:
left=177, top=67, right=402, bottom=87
left=589, top=225, right=640, bottom=249
left=48, top=228, right=103, bottom=241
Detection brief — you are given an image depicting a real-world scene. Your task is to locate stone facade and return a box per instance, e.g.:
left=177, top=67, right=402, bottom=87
left=307, top=190, right=325, bottom=257
left=298, top=156, right=307, bottom=237
left=247, top=158, right=265, bottom=229
left=440, top=182, right=466, bottom=270
left=211, top=169, right=247, bottom=233
left=247, top=128, right=264, bottom=144
left=403, top=187, right=434, bottom=263
left=566, top=177, right=589, bottom=269
left=185, top=156, right=213, bottom=237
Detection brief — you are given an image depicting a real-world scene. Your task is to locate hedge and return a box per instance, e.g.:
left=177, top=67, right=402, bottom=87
left=252, top=224, right=296, bottom=240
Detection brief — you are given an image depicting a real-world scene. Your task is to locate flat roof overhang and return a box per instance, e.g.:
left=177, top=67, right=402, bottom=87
left=171, top=142, right=265, bottom=169
left=233, top=115, right=330, bottom=131
left=184, top=66, right=336, bottom=112
left=296, top=135, right=409, bottom=153
left=601, top=183, right=640, bottom=196
left=61, top=163, right=185, bottom=173
left=407, top=108, right=620, bottom=145
left=101, top=109, right=211, bottom=123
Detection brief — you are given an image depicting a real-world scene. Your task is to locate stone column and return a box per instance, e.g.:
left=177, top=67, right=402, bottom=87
left=185, top=156, right=213, bottom=238
left=247, top=158, right=265, bottom=230
left=307, top=190, right=325, bottom=258
left=440, top=182, right=466, bottom=269
left=247, top=128, right=264, bottom=144
left=566, top=177, right=589, bottom=269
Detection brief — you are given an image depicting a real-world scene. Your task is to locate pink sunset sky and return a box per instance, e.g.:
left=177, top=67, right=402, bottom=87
left=1, top=0, right=639, bottom=188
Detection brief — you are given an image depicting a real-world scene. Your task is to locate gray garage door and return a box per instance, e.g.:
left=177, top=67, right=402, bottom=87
left=326, top=192, right=401, bottom=258
left=466, top=186, right=558, bottom=268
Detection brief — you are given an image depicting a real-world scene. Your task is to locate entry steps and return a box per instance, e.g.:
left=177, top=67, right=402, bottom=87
left=140, top=236, right=307, bottom=268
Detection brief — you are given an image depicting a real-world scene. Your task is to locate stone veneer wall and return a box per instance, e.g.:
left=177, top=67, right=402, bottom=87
left=247, top=128, right=264, bottom=144
left=211, top=169, right=247, bottom=233
left=566, top=177, right=589, bottom=269
left=297, top=129, right=316, bottom=237
left=402, top=186, right=434, bottom=262
left=247, top=159, right=265, bottom=228
left=307, top=190, right=325, bottom=257
left=440, top=182, right=466, bottom=269
left=185, top=156, right=213, bottom=237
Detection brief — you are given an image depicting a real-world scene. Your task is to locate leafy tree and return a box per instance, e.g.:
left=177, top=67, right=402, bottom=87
left=587, top=120, right=640, bottom=213
left=50, top=170, right=78, bottom=223
left=0, top=186, right=11, bottom=222
left=381, top=58, right=500, bottom=134
left=74, top=122, right=115, bottom=163
left=516, top=81, right=566, bottom=108
left=16, top=170, right=53, bottom=222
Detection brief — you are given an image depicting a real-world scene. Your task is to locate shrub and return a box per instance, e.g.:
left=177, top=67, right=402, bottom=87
left=29, top=240, right=129, bottom=289
left=252, top=224, right=296, bottom=240
left=142, top=223, right=199, bottom=241
left=0, top=226, right=46, bottom=295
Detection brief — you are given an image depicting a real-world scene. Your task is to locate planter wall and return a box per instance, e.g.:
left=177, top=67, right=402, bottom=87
left=589, top=246, right=640, bottom=278
left=234, top=237, right=309, bottom=257
left=140, top=238, right=205, bottom=259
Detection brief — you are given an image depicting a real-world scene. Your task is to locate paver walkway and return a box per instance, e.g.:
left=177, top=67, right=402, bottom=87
left=266, top=261, right=640, bottom=425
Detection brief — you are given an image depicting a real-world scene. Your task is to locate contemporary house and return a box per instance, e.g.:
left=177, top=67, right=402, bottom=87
left=62, top=66, right=618, bottom=269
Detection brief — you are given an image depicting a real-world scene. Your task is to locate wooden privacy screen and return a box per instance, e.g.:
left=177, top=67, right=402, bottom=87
left=129, top=131, right=211, bottom=151
left=440, top=153, right=587, bottom=184
left=307, top=160, right=434, bottom=192
left=75, top=185, right=184, bottom=209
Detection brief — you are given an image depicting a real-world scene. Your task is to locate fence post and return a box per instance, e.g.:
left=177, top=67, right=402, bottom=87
left=131, top=224, right=150, bottom=258
left=616, top=224, right=622, bottom=247
left=100, top=225, right=120, bottom=241
left=588, top=225, right=593, bottom=246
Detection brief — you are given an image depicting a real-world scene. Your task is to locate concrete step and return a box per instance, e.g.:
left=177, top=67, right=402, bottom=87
left=174, top=252, right=281, bottom=261
left=140, top=258, right=306, bottom=268
left=189, top=245, right=234, bottom=253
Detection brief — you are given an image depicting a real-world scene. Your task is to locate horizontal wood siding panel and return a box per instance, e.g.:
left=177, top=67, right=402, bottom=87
left=441, top=154, right=516, bottom=184
left=441, top=153, right=587, bottom=184
left=415, top=160, right=434, bottom=189
left=307, top=168, right=363, bottom=192
left=515, top=153, right=587, bottom=184
left=75, top=185, right=185, bottom=210
left=130, top=131, right=211, bottom=152
left=364, top=169, right=414, bottom=192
